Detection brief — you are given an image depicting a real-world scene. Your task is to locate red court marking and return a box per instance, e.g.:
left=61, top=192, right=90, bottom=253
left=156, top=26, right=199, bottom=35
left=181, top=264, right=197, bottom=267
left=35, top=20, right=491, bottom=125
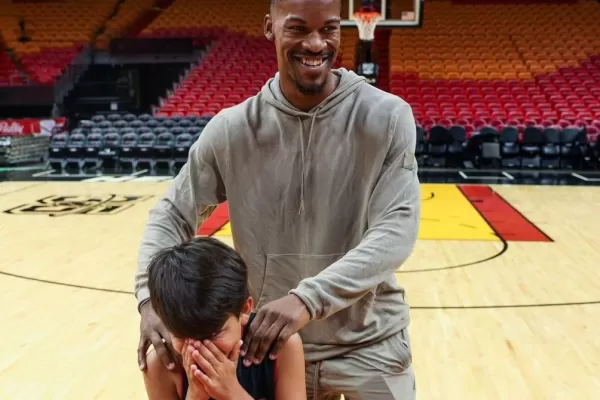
left=198, top=186, right=553, bottom=242
left=197, top=203, right=229, bottom=236
left=458, top=185, right=552, bottom=242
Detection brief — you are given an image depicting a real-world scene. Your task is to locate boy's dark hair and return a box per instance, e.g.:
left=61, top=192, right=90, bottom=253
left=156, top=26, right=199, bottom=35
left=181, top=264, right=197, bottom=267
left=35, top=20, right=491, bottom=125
left=147, top=237, right=250, bottom=341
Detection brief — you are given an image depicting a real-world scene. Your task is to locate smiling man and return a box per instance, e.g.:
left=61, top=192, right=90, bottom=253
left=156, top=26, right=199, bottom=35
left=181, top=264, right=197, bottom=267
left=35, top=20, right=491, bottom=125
left=135, top=0, right=420, bottom=399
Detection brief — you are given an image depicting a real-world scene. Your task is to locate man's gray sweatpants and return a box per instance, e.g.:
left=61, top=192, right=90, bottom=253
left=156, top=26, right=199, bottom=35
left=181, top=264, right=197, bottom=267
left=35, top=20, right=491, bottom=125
left=304, top=328, right=416, bottom=400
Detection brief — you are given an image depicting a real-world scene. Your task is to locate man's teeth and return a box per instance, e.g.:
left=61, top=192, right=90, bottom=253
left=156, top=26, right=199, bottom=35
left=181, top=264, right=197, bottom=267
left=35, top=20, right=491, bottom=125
left=300, top=57, right=326, bottom=66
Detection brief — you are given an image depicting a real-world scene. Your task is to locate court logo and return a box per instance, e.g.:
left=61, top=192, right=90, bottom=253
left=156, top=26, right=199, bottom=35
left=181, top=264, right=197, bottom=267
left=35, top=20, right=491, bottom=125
left=3, top=194, right=153, bottom=216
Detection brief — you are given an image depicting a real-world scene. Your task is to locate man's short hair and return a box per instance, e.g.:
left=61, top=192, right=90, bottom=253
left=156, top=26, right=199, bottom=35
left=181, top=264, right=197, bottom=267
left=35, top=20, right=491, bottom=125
left=270, top=0, right=341, bottom=10
left=147, top=237, right=250, bottom=341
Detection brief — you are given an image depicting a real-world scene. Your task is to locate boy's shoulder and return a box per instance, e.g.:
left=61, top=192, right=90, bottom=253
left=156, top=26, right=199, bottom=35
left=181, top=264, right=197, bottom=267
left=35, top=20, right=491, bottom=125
left=278, top=332, right=303, bottom=360
left=144, top=348, right=184, bottom=398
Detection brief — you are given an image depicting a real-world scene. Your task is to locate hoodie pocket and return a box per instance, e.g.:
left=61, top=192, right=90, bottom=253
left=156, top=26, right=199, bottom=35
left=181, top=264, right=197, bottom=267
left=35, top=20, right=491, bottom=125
left=255, top=253, right=344, bottom=309
left=387, top=330, right=413, bottom=371
left=350, top=330, right=412, bottom=375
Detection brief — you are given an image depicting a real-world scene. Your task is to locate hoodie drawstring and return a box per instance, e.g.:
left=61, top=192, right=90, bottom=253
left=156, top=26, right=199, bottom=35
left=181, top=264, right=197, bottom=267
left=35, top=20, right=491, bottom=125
left=298, top=107, right=321, bottom=215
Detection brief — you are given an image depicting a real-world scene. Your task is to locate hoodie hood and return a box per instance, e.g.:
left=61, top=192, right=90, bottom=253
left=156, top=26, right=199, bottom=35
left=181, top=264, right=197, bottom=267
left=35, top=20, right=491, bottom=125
left=260, top=68, right=367, bottom=214
left=261, top=68, right=367, bottom=116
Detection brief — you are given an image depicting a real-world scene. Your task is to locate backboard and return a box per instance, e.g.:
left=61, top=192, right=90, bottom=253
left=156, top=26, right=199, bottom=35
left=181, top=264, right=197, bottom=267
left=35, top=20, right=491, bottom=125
left=341, top=0, right=423, bottom=27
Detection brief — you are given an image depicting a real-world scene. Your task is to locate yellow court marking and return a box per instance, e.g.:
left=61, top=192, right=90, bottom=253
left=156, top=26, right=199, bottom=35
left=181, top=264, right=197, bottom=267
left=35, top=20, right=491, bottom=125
left=419, top=184, right=497, bottom=241
left=214, top=221, right=232, bottom=236
left=213, top=185, right=498, bottom=241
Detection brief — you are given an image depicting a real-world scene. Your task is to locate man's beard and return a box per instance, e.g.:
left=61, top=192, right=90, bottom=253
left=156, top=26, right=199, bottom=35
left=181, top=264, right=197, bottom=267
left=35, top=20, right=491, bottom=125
left=295, top=74, right=329, bottom=95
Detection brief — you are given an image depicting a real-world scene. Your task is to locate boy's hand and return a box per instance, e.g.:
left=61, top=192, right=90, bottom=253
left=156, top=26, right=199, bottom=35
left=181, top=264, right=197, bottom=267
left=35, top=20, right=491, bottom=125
left=190, top=339, right=250, bottom=400
left=183, top=340, right=210, bottom=400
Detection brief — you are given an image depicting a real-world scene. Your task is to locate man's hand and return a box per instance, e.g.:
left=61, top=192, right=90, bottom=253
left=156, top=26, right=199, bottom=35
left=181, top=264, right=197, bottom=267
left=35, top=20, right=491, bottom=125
left=240, top=294, right=310, bottom=367
left=190, top=339, right=251, bottom=400
left=137, top=301, right=177, bottom=371
left=182, top=340, right=211, bottom=400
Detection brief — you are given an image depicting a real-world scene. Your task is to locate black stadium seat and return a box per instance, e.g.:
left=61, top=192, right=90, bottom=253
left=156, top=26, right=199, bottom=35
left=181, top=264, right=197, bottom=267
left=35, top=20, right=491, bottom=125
left=136, top=132, right=157, bottom=170
left=155, top=132, right=175, bottom=170
left=113, top=120, right=128, bottom=129
left=171, top=127, right=185, bottom=136
left=500, top=126, right=520, bottom=168
left=66, top=132, right=86, bottom=171
left=521, top=126, right=544, bottom=169
left=560, top=128, right=588, bottom=169
left=97, top=120, right=112, bottom=129
left=91, top=115, right=105, bottom=123
left=162, top=119, right=176, bottom=128
left=447, top=125, right=466, bottom=167
left=123, top=113, right=137, bottom=122
left=138, top=114, right=152, bottom=122
left=106, top=114, right=122, bottom=123
left=192, top=131, right=201, bottom=143
left=130, top=120, right=144, bottom=129
left=99, top=132, right=121, bottom=170
left=427, top=125, right=449, bottom=167
left=178, top=119, right=193, bottom=128
left=187, top=125, right=202, bottom=135
left=174, top=133, right=193, bottom=169
left=145, top=119, right=159, bottom=128
left=541, top=128, right=560, bottom=169
left=84, top=133, right=104, bottom=169
left=49, top=133, right=69, bottom=170
left=119, top=132, right=138, bottom=171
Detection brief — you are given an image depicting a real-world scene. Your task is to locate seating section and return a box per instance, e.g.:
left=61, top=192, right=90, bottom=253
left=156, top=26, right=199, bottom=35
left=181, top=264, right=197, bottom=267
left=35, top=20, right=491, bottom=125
left=19, top=47, right=82, bottom=85
left=154, top=35, right=277, bottom=117
left=0, top=0, right=119, bottom=85
left=48, top=113, right=212, bottom=173
left=414, top=123, right=598, bottom=170
left=0, top=51, right=25, bottom=86
left=95, top=0, right=157, bottom=50
left=389, top=0, right=600, bottom=140
left=141, top=0, right=266, bottom=37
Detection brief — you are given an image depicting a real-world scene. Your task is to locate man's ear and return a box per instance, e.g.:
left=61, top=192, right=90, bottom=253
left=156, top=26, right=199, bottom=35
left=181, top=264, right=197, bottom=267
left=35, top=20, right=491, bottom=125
left=264, top=14, right=274, bottom=41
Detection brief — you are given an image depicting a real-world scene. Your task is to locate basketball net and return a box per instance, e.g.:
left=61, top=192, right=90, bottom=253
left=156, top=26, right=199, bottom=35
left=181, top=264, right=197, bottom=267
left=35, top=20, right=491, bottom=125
left=352, top=10, right=382, bottom=41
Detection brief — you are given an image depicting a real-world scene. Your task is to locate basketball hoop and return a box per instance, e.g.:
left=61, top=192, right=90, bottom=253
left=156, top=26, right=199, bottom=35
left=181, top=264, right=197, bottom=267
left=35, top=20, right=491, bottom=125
left=352, top=10, right=382, bottom=41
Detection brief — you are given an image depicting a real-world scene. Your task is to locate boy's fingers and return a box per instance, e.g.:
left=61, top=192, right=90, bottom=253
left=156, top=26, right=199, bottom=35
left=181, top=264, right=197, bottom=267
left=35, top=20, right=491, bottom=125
left=202, top=340, right=226, bottom=363
left=193, top=365, right=212, bottom=386
left=198, top=342, right=221, bottom=366
left=190, top=364, right=206, bottom=382
left=192, top=350, right=217, bottom=378
left=183, top=344, right=194, bottom=368
left=230, top=340, right=243, bottom=362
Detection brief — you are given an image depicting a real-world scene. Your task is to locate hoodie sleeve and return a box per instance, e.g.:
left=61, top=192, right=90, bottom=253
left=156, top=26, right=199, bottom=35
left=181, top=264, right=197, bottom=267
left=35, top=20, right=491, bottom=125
left=134, top=117, right=227, bottom=311
left=289, top=103, right=421, bottom=321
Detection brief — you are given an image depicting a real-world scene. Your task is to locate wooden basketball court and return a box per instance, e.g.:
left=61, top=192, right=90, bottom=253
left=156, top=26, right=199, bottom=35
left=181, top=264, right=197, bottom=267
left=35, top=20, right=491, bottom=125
left=1, top=178, right=599, bottom=399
